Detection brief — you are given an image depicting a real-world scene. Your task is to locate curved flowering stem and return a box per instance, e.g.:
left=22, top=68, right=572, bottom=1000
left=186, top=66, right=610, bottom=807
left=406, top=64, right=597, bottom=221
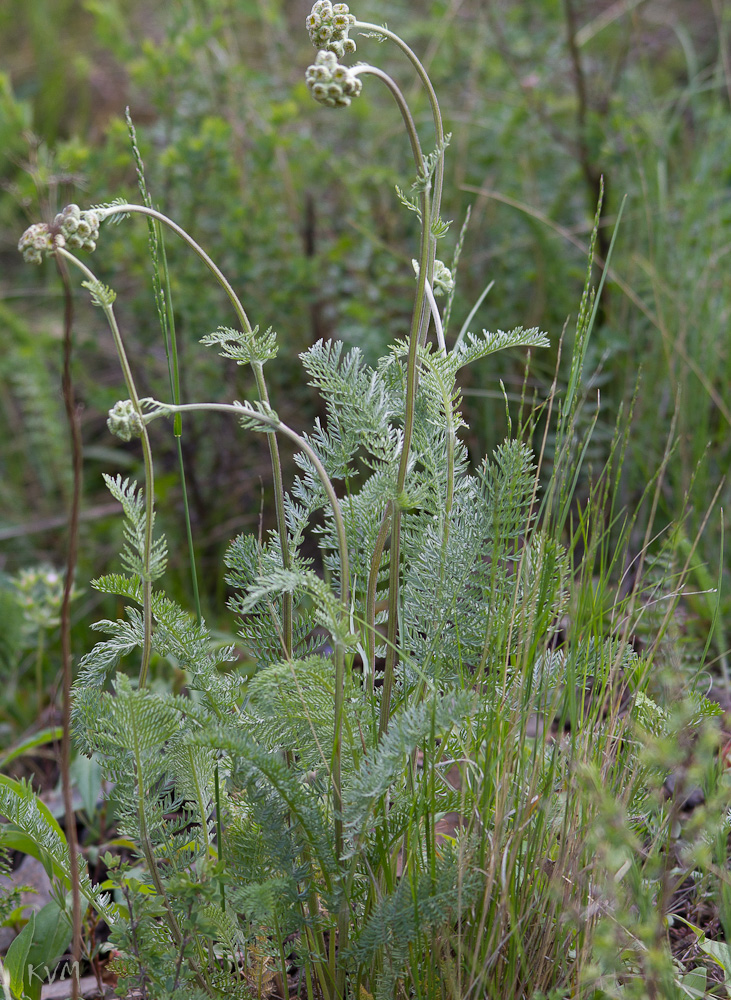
left=306, top=41, right=444, bottom=731
left=345, top=65, right=431, bottom=732
left=55, top=247, right=155, bottom=688
left=351, top=64, right=423, bottom=171
left=143, top=400, right=350, bottom=607
left=306, top=2, right=446, bottom=303
left=93, top=203, right=294, bottom=659
left=353, top=18, right=446, bottom=266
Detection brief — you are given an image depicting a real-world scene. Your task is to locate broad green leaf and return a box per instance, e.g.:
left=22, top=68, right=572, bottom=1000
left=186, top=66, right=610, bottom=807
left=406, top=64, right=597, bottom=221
left=4, top=910, right=34, bottom=998
left=700, top=938, right=731, bottom=981
left=0, top=729, right=63, bottom=771
left=70, top=753, right=102, bottom=819
left=679, top=967, right=707, bottom=998
left=26, top=900, right=72, bottom=980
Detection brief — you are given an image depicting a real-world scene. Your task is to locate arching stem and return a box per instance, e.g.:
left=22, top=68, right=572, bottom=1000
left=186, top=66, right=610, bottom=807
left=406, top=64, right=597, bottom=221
left=56, top=246, right=155, bottom=688
left=94, top=203, right=293, bottom=659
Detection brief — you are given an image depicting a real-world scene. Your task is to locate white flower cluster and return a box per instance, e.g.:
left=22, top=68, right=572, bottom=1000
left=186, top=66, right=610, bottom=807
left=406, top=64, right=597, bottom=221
left=306, top=1, right=356, bottom=59
left=306, top=50, right=362, bottom=109
left=107, top=399, right=144, bottom=442
left=18, top=204, right=100, bottom=265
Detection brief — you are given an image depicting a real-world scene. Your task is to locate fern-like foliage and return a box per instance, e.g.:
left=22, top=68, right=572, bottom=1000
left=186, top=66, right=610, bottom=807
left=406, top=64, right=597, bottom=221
left=103, top=475, right=167, bottom=581
left=343, top=687, right=474, bottom=839
left=200, top=324, right=278, bottom=366
left=0, top=777, right=113, bottom=921
left=347, top=846, right=482, bottom=1000
left=72, top=177, right=562, bottom=996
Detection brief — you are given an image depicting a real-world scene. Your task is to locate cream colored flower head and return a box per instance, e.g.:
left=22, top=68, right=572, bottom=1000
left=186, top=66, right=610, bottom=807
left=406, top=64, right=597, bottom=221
left=307, top=1, right=356, bottom=59
left=18, top=204, right=101, bottom=264
left=305, top=50, right=362, bottom=108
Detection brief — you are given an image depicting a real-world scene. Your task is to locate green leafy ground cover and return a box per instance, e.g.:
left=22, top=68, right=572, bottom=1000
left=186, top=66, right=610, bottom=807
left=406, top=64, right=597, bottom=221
left=1, top=2, right=731, bottom=998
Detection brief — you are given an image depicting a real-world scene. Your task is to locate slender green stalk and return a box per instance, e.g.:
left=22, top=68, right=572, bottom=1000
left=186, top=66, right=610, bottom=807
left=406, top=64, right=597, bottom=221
left=34, top=629, right=45, bottom=710
left=56, top=246, right=155, bottom=688
left=382, top=186, right=432, bottom=732
left=131, top=712, right=213, bottom=997
left=94, top=203, right=293, bottom=658
left=379, top=508, right=402, bottom=735
left=252, top=361, right=292, bottom=655
left=348, top=65, right=438, bottom=733
left=56, top=253, right=83, bottom=1000
left=365, top=504, right=391, bottom=691
left=157, top=229, right=203, bottom=625
left=146, top=400, right=350, bottom=610
left=126, top=113, right=203, bottom=623
left=333, top=635, right=349, bottom=999
left=354, top=19, right=446, bottom=244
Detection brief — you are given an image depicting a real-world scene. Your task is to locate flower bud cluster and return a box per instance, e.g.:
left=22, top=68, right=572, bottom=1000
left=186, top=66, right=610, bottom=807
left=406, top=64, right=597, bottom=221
left=53, top=204, right=100, bottom=252
left=306, top=50, right=362, bottom=109
left=432, top=259, right=454, bottom=297
left=107, top=399, right=144, bottom=442
left=17, top=224, right=55, bottom=265
left=13, top=564, right=77, bottom=630
left=306, top=2, right=356, bottom=59
left=18, top=204, right=101, bottom=265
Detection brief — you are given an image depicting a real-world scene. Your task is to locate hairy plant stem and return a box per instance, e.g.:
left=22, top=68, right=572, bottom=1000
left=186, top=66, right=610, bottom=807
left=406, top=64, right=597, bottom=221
left=56, top=255, right=82, bottom=1000
left=349, top=65, right=437, bottom=734
left=353, top=65, right=423, bottom=170
left=354, top=19, right=445, bottom=245
left=96, top=203, right=293, bottom=659
left=57, top=247, right=155, bottom=688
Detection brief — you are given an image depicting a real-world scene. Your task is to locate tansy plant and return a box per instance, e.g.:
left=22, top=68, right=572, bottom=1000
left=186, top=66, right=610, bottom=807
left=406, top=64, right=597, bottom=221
left=12, top=6, right=706, bottom=1000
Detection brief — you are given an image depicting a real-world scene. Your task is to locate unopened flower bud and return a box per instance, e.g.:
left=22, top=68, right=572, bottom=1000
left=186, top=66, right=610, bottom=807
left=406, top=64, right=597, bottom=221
left=432, top=259, right=454, bottom=296
left=306, top=0, right=356, bottom=56
left=18, top=223, right=54, bottom=265
left=107, top=399, right=144, bottom=442
left=306, top=49, right=361, bottom=109
left=59, top=205, right=100, bottom=253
